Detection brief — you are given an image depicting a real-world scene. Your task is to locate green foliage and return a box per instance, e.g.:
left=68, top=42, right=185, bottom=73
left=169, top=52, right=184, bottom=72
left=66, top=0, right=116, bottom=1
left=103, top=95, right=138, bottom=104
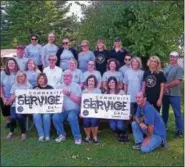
left=78, top=1, right=184, bottom=60
left=1, top=1, right=77, bottom=48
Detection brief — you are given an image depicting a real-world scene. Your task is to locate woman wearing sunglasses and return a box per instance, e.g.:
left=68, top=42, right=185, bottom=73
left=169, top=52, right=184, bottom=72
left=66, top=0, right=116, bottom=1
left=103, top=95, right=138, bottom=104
left=78, top=40, right=95, bottom=73
left=56, top=38, right=78, bottom=71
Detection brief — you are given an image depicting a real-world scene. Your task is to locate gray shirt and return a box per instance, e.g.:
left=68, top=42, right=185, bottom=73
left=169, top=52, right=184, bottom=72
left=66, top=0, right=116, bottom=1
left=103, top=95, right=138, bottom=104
left=15, top=57, right=29, bottom=71
left=102, top=71, right=123, bottom=82
left=163, top=64, right=184, bottom=96
left=119, top=65, right=131, bottom=78
left=123, top=69, right=144, bottom=102
left=69, top=69, right=84, bottom=84
left=60, top=49, right=75, bottom=70
left=41, top=43, right=58, bottom=67
left=78, top=51, right=95, bottom=72
left=83, top=70, right=102, bottom=84
left=56, top=82, right=82, bottom=111
left=25, top=44, right=42, bottom=65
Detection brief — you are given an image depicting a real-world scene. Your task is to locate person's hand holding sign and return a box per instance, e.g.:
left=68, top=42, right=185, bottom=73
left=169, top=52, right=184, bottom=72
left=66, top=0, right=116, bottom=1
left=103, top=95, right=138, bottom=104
left=63, top=89, right=71, bottom=96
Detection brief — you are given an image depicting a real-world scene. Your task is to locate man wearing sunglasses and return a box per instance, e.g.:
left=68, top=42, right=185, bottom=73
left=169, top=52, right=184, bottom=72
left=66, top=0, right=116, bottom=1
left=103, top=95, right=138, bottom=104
left=119, top=53, right=132, bottom=78
left=56, top=38, right=78, bottom=70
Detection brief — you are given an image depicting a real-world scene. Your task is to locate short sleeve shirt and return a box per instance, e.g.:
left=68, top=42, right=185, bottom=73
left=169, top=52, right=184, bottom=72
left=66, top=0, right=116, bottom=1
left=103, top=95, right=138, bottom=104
left=14, top=57, right=29, bottom=71
left=119, top=65, right=131, bottom=78
left=70, top=69, right=84, bottom=84
left=83, top=70, right=102, bottom=84
left=78, top=51, right=95, bottom=72
left=163, top=64, right=184, bottom=96
left=102, top=71, right=123, bottom=82
left=143, top=70, right=166, bottom=102
left=60, top=49, right=75, bottom=70
left=25, top=70, right=40, bottom=87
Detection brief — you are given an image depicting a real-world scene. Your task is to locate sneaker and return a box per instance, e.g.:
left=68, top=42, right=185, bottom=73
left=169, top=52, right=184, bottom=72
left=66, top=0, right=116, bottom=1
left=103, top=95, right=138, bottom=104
left=92, top=137, right=100, bottom=144
left=38, top=136, right=44, bottom=142
left=7, top=132, right=13, bottom=140
left=176, top=131, right=183, bottom=138
left=74, top=138, right=82, bottom=145
left=132, top=143, right=142, bottom=150
left=45, top=137, right=50, bottom=142
left=119, top=134, right=129, bottom=143
left=55, top=135, right=66, bottom=143
left=83, top=136, right=90, bottom=143
left=21, top=134, right=27, bottom=140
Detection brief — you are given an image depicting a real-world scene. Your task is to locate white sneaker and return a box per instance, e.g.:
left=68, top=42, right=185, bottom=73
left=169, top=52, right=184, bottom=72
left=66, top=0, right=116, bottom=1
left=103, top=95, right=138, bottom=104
left=55, top=135, right=66, bottom=143
left=7, top=132, right=13, bottom=140
left=45, top=137, right=50, bottom=142
left=21, top=133, right=27, bottom=140
left=38, top=136, right=44, bottom=142
left=74, top=138, right=82, bottom=145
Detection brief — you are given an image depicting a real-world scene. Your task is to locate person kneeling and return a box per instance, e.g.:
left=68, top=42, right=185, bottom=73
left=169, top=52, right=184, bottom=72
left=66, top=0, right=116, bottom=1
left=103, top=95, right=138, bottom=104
left=132, top=92, right=167, bottom=153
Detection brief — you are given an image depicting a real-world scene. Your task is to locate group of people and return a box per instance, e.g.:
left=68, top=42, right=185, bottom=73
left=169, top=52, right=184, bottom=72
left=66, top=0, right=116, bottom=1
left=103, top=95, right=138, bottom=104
left=0, top=32, right=184, bottom=153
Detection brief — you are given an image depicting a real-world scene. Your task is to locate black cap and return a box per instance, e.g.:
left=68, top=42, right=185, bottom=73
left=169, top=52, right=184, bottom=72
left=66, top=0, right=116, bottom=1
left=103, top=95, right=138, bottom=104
left=114, top=37, right=121, bottom=42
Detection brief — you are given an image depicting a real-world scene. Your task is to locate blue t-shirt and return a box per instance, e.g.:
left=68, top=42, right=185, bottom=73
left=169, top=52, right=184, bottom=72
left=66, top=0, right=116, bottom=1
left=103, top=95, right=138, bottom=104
left=25, top=70, right=40, bottom=87
left=0, top=71, right=17, bottom=98
left=78, top=51, right=95, bottom=72
left=15, top=57, right=29, bottom=71
left=136, top=102, right=166, bottom=140
left=83, top=70, right=102, bottom=84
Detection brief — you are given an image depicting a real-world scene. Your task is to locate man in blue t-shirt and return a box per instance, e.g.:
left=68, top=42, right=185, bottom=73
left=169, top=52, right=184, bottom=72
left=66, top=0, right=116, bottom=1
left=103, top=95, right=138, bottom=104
left=132, top=92, right=167, bottom=153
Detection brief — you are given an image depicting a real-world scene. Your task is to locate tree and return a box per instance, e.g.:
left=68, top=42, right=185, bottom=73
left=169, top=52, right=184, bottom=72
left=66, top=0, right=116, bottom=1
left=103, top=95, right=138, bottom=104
left=1, top=1, right=76, bottom=48
left=77, top=1, right=184, bottom=60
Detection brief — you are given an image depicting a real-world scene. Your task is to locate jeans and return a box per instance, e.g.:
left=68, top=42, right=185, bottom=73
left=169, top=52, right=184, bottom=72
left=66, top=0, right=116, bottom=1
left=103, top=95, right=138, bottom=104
left=33, top=114, right=51, bottom=138
left=83, top=118, right=99, bottom=128
left=109, top=120, right=125, bottom=132
left=132, top=121, right=163, bottom=153
left=52, top=109, right=81, bottom=139
left=162, top=95, right=184, bottom=132
left=10, top=107, right=26, bottom=133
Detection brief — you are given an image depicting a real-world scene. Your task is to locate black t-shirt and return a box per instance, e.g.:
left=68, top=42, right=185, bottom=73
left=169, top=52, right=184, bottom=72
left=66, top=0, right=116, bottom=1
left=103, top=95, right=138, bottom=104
left=109, top=48, right=128, bottom=67
left=33, top=85, right=53, bottom=89
left=94, top=50, right=110, bottom=75
left=143, top=70, right=166, bottom=102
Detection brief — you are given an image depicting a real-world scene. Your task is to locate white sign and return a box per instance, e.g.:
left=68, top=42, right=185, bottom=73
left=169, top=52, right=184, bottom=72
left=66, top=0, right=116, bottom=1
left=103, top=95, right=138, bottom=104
left=80, top=93, right=130, bottom=120
left=15, top=89, right=63, bottom=114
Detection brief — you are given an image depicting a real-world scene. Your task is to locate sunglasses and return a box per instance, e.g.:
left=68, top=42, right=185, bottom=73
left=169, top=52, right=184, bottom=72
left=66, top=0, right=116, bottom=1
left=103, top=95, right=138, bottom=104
left=81, top=45, right=88, bottom=48
left=49, top=59, right=56, bottom=61
left=31, top=38, right=37, bottom=41
left=125, top=58, right=131, bottom=61
left=62, top=42, right=69, bottom=45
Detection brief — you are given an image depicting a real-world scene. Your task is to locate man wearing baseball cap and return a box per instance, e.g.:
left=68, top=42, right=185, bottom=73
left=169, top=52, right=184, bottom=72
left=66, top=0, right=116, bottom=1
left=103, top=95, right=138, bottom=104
left=15, top=45, right=28, bottom=71
left=162, top=51, right=184, bottom=138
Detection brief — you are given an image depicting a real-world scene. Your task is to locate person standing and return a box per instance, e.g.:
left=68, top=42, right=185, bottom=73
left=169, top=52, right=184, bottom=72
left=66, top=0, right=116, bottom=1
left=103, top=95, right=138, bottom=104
left=15, top=45, right=29, bottom=71
left=94, top=40, right=109, bottom=75
left=78, top=40, right=95, bottom=72
left=56, top=38, right=78, bottom=70
left=109, top=37, right=128, bottom=67
left=25, top=34, right=42, bottom=71
left=43, top=55, right=63, bottom=88
left=0, top=58, right=19, bottom=128
left=41, top=32, right=58, bottom=68
left=142, top=56, right=166, bottom=112
left=162, top=51, right=184, bottom=138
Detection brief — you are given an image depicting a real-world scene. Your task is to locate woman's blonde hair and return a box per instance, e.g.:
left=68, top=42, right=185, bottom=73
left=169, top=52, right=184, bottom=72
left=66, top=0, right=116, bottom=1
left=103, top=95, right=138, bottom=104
left=130, top=57, right=142, bottom=69
left=15, top=71, right=29, bottom=85
left=96, top=39, right=107, bottom=50
left=147, top=56, right=161, bottom=72
left=81, top=40, right=89, bottom=46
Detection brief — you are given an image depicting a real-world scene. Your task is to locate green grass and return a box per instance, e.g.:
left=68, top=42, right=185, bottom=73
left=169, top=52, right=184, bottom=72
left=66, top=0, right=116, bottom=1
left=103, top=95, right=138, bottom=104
left=1, top=109, right=184, bottom=166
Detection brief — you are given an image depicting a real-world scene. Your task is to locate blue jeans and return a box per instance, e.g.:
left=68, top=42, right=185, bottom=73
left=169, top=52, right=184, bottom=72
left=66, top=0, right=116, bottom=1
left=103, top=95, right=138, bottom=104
left=132, top=121, right=163, bottom=153
left=109, top=120, right=125, bottom=132
left=33, top=114, right=51, bottom=138
left=162, top=95, right=184, bottom=132
left=83, top=118, right=99, bottom=128
left=52, top=109, right=81, bottom=139
left=10, top=107, right=26, bottom=133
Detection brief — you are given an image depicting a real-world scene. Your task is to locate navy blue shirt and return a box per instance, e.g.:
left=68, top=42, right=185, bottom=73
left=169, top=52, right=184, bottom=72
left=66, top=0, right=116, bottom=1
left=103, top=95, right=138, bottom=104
left=136, top=101, right=166, bottom=140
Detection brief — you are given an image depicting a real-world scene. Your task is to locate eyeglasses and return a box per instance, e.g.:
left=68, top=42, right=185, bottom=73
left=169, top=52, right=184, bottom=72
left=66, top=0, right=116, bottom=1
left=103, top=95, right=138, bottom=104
left=81, top=45, right=88, bottom=48
left=31, top=38, right=37, bottom=41
left=49, top=59, right=56, bottom=61
left=125, top=58, right=131, bottom=61
left=62, top=42, right=69, bottom=45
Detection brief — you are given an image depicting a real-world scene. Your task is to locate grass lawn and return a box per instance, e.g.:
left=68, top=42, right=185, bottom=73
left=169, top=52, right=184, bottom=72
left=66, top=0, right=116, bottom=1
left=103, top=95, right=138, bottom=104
left=1, top=109, right=184, bottom=166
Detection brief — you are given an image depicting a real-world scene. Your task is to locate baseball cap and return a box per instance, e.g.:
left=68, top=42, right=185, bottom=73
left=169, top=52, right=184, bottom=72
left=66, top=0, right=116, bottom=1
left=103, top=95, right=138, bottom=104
left=16, top=45, right=25, bottom=50
left=169, top=51, right=179, bottom=57
left=114, top=37, right=121, bottom=42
